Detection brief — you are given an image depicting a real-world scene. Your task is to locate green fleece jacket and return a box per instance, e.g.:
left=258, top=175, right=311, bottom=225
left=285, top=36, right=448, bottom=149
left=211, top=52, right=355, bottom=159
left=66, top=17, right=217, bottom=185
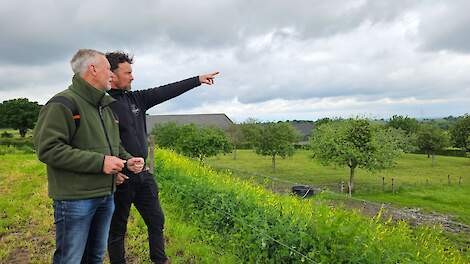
left=34, top=74, right=132, bottom=200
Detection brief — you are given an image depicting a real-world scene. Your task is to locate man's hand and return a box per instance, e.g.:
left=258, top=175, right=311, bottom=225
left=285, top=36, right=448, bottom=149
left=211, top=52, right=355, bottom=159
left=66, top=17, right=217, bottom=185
left=127, top=157, right=145, bottom=173
left=103, top=155, right=126, bottom=174
left=115, top=172, right=129, bottom=185
left=199, top=72, right=219, bottom=85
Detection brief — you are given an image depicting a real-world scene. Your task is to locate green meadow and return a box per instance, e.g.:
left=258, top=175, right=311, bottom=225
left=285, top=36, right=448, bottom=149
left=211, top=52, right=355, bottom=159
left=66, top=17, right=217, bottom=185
left=206, top=150, right=470, bottom=225
left=0, top=149, right=468, bottom=262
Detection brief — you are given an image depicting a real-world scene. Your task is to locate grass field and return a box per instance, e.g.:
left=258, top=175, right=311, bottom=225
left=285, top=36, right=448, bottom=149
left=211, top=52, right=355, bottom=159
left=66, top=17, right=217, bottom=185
left=0, top=153, right=238, bottom=263
left=206, top=150, right=470, bottom=225
left=0, top=151, right=468, bottom=262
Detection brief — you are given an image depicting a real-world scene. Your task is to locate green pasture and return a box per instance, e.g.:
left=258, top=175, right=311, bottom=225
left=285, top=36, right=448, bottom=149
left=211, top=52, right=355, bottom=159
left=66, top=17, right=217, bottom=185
left=0, top=151, right=468, bottom=262
left=206, top=150, right=470, bottom=225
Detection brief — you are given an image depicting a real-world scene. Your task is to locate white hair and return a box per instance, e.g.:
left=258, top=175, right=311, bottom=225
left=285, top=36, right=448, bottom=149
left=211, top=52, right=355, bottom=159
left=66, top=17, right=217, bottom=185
left=70, top=49, right=104, bottom=76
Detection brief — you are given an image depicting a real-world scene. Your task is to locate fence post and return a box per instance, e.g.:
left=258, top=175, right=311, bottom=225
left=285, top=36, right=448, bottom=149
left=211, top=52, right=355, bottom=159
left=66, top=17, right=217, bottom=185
left=392, top=178, right=395, bottom=194
left=382, top=177, right=385, bottom=192
left=448, top=174, right=451, bottom=186
left=148, top=135, right=155, bottom=174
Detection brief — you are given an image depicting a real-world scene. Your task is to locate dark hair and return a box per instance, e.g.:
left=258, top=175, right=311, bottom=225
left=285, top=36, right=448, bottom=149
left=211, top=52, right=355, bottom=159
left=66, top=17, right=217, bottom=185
left=105, top=51, right=134, bottom=72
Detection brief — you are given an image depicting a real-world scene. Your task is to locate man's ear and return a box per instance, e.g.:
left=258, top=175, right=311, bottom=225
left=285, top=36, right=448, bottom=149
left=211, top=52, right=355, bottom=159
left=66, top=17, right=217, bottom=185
left=111, top=71, right=118, bottom=82
left=88, top=64, right=97, bottom=76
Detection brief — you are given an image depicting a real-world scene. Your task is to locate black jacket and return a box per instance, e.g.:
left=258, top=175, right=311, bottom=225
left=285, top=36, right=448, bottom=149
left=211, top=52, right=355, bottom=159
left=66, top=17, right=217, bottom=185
left=108, top=76, right=200, bottom=160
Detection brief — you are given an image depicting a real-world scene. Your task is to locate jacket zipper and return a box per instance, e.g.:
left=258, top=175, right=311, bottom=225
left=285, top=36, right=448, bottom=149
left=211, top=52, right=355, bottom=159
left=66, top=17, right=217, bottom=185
left=98, top=104, right=116, bottom=193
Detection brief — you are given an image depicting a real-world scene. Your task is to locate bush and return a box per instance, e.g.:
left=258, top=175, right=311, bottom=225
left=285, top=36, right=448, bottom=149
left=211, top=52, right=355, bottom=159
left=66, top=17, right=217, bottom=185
left=1, top=131, right=13, bottom=138
left=412, top=148, right=467, bottom=157
left=152, top=123, right=232, bottom=162
left=0, top=145, right=18, bottom=155
left=16, top=145, right=35, bottom=154
left=0, top=137, right=34, bottom=148
left=155, top=149, right=465, bottom=263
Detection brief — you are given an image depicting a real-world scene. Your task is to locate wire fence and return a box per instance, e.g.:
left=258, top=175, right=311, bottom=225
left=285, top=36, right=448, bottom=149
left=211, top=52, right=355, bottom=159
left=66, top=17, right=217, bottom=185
left=208, top=164, right=466, bottom=196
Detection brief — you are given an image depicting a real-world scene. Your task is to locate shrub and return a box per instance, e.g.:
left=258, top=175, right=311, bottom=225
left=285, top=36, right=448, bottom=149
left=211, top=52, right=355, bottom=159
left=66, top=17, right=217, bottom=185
left=0, top=137, right=34, bottom=148
left=0, top=131, right=13, bottom=138
left=0, top=145, right=18, bottom=155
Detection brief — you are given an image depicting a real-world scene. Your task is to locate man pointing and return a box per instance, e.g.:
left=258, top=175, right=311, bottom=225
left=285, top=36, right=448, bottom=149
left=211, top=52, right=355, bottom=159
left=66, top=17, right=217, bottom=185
left=106, top=51, right=218, bottom=264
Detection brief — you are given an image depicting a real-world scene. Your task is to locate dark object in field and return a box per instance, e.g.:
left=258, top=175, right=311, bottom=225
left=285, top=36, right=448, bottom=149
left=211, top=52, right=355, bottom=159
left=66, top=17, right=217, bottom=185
left=292, top=185, right=315, bottom=198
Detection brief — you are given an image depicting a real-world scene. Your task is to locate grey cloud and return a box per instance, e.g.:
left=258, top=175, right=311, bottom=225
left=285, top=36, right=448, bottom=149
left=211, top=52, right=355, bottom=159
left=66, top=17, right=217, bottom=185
left=418, top=1, right=470, bottom=53
left=2, top=0, right=470, bottom=120
left=0, top=0, right=415, bottom=66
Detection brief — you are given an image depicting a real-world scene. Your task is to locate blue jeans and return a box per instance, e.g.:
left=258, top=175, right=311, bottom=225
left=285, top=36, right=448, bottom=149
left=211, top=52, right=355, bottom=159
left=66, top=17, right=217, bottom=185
left=53, top=195, right=114, bottom=264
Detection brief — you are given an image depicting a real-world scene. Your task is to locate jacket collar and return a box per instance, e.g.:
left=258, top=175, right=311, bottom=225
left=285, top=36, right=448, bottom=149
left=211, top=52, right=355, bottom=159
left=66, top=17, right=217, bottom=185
left=70, top=74, right=116, bottom=107
left=107, top=88, right=128, bottom=96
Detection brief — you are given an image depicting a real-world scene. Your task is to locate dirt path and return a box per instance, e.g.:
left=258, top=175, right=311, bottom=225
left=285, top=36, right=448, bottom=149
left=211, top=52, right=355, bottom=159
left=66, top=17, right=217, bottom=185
left=331, top=198, right=470, bottom=235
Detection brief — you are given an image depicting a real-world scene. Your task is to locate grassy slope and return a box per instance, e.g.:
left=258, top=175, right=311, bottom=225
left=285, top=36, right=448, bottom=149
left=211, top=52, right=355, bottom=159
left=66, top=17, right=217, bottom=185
left=157, top=149, right=466, bottom=263
left=0, top=153, right=237, bottom=263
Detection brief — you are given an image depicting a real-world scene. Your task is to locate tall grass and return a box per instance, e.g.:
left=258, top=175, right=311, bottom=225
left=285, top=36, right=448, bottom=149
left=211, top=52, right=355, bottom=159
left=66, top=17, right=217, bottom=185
left=0, top=153, right=238, bottom=263
left=157, top=149, right=465, bottom=263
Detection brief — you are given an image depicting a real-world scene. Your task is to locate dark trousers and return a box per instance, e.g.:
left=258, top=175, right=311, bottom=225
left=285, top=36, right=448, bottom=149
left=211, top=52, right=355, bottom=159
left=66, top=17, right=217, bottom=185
left=108, top=171, right=167, bottom=264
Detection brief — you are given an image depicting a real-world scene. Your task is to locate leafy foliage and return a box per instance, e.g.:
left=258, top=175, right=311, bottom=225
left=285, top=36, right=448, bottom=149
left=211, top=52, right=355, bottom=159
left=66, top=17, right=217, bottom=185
left=417, top=124, right=450, bottom=166
left=151, top=122, right=182, bottom=149
left=450, top=114, right=470, bottom=151
left=176, top=124, right=232, bottom=162
left=152, top=123, right=231, bottom=162
left=387, top=115, right=419, bottom=134
left=253, top=122, right=300, bottom=172
left=239, top=118, right=262, bottom=149
left=225, top=123, right=245, bottom=160
left=417, top=125, right=450, bottom=154
left=310, top=119, right=404, bottom=195
left=0, top=98, right=41, bottom=137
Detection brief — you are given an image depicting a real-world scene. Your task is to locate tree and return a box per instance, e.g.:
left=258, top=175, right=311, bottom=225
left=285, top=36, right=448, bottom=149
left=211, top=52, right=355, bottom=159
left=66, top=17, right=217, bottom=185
left=0, top=98, right=41, bottom=137
left=151, top=122, right=181, bottom=149
left=314, top=117, right=332, bottom=128
left=417, top=124, right=450, bottom=166
left=239, top=118, right=262, bottom=149
left=226, top=123, right=244, bottom=160
left=152, top=123, right=232, bottom=162
left=450, top=114, right=470, bottom=151
left=387, top=115, right=419, bottom=135
left=176, top=124, right=232, bottom=163
left=310, top=119, right=404, bottom=196
left=253, top=122, right=299, bottom=172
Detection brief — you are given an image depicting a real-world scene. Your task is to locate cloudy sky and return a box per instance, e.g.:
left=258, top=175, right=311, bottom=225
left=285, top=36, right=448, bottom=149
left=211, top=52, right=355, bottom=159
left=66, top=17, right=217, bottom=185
left=1, top=0, right=470, bottom=122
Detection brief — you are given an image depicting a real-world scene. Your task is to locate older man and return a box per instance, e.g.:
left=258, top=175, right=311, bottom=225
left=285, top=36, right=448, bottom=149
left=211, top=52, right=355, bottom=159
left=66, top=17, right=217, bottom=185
left=34, top=49, right=145, bottom=263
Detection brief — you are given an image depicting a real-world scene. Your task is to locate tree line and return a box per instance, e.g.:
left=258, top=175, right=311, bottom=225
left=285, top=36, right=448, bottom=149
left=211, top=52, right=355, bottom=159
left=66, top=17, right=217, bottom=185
left=2, top=98, right=470, bottom=196
left=153, top=115, right=470, bottom=197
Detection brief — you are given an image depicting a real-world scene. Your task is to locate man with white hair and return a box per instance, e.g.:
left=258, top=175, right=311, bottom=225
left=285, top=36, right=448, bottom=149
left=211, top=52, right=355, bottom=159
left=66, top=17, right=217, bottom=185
left=34, top=49, right=145, bottom=263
